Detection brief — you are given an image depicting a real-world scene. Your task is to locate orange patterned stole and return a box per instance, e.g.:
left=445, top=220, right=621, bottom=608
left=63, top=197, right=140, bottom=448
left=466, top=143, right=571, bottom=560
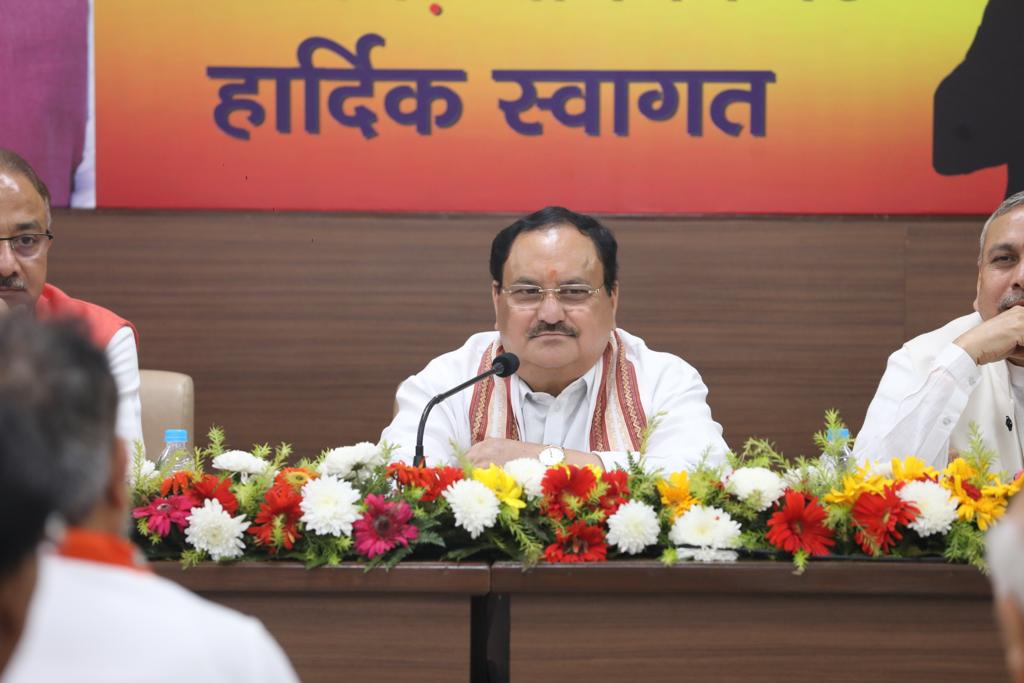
left=468, top=332, right=647, bottom=452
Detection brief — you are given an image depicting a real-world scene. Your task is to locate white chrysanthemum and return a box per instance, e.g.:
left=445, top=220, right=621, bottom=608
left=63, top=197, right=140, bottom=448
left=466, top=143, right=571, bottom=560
left=677, top=547, right=738, bottom=563
left=503, top=458, right=547, bottom=499
left=897, top=479, right=959, bottom=537
left=319, top=442, right=385, bottom=482
left=185, top=498, right=250, bottom=561
left=128, top=458, right=158, bottom=488
left=443, top=479, right=501, bottom=539
left=669, top=505, right=742, bottom=550
left=864, top=459, right=893, bottom=478
left=722, top=467, right=786, bottom=511
left=300, top=476, right=362, bottom=537
left=212, top=450, right=271, bottom=481
left=606, top=501, right=660, bottom=555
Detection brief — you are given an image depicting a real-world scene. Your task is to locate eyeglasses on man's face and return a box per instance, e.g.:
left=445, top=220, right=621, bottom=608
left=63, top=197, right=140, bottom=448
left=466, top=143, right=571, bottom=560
left=499, top=284, right=603, bottom=309
left=0, top=232, right=53, bottom=259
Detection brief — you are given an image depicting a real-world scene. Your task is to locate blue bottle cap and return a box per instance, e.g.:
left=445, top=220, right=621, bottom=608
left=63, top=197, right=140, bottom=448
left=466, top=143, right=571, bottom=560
left=164, top=429, right=188, bottom=443
left=827, top=428, right=850, bottom=442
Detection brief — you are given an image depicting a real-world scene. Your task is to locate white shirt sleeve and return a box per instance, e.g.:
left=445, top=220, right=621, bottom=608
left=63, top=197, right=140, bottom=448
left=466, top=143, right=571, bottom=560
left=105, top=326, right=144, bottom=452
left=596, top=357, right=729, bottom=475
left=380, top=349, right=476, bottom=466
left=853, top=341, right=980, bottom=469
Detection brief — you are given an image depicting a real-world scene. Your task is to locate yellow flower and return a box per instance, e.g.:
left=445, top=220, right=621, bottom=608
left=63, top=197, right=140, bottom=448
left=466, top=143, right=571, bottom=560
left=657, top=471, right=697, bottom=520
left=1010, top=475, right=1024, bottom=498
left=473, top=465, right=526, bottom=517
left=823, top=472, right=888, bottom=507
left=943, top=458, right=978, bottom=482
left=945, top=475, right=1007, bottom=531
left=890, top=456, right=937, bottom=483
left=956, top=494, right=1006, bottom=531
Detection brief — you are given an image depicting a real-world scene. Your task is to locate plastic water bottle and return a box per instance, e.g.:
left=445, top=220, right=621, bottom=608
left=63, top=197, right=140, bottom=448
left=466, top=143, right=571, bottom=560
left=826, top=427, right=853, bottom=470
left=157, top=429, right=190, bottom=473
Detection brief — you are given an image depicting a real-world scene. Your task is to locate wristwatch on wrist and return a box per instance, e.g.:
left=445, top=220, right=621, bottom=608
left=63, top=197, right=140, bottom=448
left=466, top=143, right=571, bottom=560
left=538, top=445, right=565, bottom=466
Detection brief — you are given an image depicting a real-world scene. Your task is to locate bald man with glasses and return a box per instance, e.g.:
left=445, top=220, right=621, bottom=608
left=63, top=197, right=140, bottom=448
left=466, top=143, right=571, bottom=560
left=381, top=206, right=728, bottom=473
left=0, top=148, right=142, bottom=448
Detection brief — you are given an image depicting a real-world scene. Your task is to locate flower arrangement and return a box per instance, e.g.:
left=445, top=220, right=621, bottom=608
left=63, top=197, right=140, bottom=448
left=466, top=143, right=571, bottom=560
left=128, top=412, right=1021, bottom=572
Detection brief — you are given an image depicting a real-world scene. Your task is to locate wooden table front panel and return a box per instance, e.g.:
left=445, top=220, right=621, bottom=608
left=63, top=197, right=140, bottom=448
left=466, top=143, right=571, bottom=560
left=156, top=562, right=489, bottom=682
left=493, top=561, right=1006, bottom=683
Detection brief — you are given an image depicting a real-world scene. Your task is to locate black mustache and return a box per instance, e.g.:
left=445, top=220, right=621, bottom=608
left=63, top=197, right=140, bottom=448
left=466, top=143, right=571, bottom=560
left=0, top=276, right=25, bottom=290
left=528, top=322, right=578, bottom=338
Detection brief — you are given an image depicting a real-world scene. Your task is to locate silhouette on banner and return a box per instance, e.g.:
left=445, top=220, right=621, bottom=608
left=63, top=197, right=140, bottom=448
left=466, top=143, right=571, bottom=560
left=934, top=0, right=1024, bottom=199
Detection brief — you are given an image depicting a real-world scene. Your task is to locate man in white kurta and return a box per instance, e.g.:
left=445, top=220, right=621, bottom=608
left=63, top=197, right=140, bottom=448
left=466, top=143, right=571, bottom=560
left=0, top=315, right=299, bottom=683
left=381, top=207, right=728, bottom=473
left=3, top=552, right=298, bottom=683
left=854, top=192, right=1024, bottom=473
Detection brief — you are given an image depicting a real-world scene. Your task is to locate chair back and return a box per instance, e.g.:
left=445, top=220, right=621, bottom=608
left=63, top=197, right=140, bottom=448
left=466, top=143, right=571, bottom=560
left=139, top=369, right=195, bottom=461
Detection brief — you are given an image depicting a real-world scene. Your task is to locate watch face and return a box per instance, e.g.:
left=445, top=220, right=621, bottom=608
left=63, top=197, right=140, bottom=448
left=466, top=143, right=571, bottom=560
left=539, top=447, right=564, bottom=466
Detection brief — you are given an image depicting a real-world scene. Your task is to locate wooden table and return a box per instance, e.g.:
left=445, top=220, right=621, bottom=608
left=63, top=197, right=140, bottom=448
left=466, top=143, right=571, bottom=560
left=157, top=560, right=1006, bottom=682
left=489, top=560, right=1005, bottom=682
left=155, top=562, right=490, bottom=682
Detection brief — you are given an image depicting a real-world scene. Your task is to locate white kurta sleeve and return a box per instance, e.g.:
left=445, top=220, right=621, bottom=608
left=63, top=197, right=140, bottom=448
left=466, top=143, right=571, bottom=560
left=853, top=342, right=980, bottom=469
left=595, top=356, right=729, bottom=475
left=379, top=344, right=480, bottom=466
left=105, top=326, right=144, bottom=451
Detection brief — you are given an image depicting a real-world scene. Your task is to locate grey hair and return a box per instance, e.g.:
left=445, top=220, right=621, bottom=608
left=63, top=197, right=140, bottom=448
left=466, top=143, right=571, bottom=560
left=980, top=190, right=1024, bottom=262
left=0, top=148, right=52, bottom=230
left=0, top=315, right=117, bottom=525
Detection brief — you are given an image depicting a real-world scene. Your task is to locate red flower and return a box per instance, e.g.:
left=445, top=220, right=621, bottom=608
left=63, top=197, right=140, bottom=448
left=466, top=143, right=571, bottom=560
left=159, top=471, right=195, bottom=497
left=388, top=463, right=434, bottom=489
left=541, top=466, right=597, bottom=520
left=273, top=467, right=318, bottom=492
left=353, top=494, right=419, bottom=558
left=247, top=484, right=303, bottom=553
left=387, top=464, right=464, bottom=502
left=766, top=490, right=835, bottom=556
left=598, top=470, right=630, bottom=518
left=544, top=521, right=608, bottom=563
left=187, top=474, right=239, bottom=515
left=132, top=495, right=193, bottom=537
left=424, top=467, right=464, bottom=502
left=851, top=483, right=919, bottom=555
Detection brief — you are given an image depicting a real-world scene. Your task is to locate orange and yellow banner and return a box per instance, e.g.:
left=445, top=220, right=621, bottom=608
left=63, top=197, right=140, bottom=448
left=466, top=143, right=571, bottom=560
left=96, top=0, right=1002, bottom=213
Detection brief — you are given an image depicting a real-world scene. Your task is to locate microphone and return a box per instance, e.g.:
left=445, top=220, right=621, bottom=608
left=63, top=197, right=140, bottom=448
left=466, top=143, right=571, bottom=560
left=413, top=352, right=519, bottom=467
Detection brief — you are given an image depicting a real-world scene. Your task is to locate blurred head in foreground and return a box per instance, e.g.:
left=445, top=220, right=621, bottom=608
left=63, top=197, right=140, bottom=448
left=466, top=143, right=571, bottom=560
left=987, top=495, right=1024, bottom=683
left=0, top=313, right=124, bottom=531
left=0, top=394, right=57, bottom=670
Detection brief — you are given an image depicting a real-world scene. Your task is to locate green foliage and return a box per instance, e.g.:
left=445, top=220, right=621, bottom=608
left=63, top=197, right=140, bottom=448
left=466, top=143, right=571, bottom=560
left=792, top=550, right=809, bottom=574
left=945, top=519, right=988, bottom=572
left=659, top=546, right=678, bottom=566
left=734, top=438, right=787, bottom=469
left=302, top=534, right=353, bottom=569
left=962, top=423, right=1001, bottom=485
left=180, top=549, right=205, bottom=569
left=637, top=411, right=665, bottom=456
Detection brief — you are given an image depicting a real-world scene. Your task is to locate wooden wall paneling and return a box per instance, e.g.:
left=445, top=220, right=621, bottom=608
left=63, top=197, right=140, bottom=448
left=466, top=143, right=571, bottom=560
left=905, top=219, right=983, bottom=340
left=614, top=219, right=905, bottom=453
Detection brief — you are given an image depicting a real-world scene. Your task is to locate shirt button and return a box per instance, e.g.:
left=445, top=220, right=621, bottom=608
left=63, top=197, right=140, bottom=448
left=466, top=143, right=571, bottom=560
left=942, top=417, right=952, bottom=426
left=968, top=376, right=977, bottom=387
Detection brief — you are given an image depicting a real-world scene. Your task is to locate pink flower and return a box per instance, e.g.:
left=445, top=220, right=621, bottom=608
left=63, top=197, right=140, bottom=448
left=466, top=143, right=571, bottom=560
left=352, top=494, right=418, bottom=559
left=132, top=495, right=193, bottom=537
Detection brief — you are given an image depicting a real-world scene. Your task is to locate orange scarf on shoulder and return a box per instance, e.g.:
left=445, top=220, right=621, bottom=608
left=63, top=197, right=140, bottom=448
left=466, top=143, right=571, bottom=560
left=59, top=527, right=149, bottom=572
left=35, top=283, right=138, bottom=351
left=468, top=331, right=648, bottom=452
